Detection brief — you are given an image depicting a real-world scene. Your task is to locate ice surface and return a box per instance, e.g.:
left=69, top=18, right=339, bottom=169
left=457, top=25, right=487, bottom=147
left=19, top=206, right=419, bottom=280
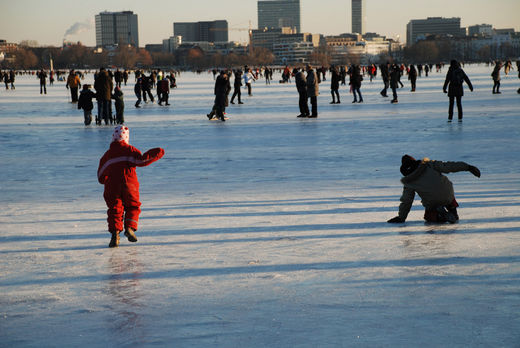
left=0, top=65, right=519, bottom=347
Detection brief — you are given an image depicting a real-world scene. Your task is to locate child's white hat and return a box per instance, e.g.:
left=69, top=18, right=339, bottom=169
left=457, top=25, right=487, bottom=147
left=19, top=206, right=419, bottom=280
left=112, top=125, right=129, bottom=144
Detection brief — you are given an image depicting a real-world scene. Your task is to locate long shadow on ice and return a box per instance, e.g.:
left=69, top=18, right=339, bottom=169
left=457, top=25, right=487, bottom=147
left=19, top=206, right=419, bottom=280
left=3, top=255, right=520, bottom=287
left=2, top=225, right=518, bottom=254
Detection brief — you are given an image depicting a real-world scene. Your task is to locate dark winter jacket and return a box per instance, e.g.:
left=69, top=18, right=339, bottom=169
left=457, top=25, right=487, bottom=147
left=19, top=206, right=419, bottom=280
left=134, top=80, right=142, bottom=96
left=295, top=71, right=307, bottom=93
left=38, top=71, right=47, bottom=84
left=389, top=66, right=401, bottom=89
left=94, top=70, right=113, bottom=101
left=330, top=69, right=340, bottom=90
left=233, top=71, right=243, bottom=88
left=379, top=64, right=390, bottom=81
left=408, top=65, right=417, bottom=80
left=214, top=73, right=231, bottom=98
left=349, top=66, right=363, bottom=88
left=78, top=89, right=96, bottom=111
left=491, top=64, right=501, bottom=82
left=141, top=76, right=152, bottom=91
left=443, top=67, right=472, bottom=97
left=398, top=159, right=471, bottom=220
left=157, top=79, right=169, bottom=94
left=112, top=89, right=124, bottom=111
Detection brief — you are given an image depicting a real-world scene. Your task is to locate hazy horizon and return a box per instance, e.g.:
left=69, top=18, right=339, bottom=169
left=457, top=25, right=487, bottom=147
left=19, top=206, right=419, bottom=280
left=1, top=0, right=519, bottom=46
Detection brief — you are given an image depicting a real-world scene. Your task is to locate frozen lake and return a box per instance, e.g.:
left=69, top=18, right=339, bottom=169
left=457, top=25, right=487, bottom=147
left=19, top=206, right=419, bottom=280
left=1, top=65, right=519, bottom=347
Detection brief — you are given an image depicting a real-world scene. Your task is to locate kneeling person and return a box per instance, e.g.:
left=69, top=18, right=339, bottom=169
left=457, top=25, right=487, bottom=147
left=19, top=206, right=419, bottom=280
left=388, top=155, right=480, bottom=224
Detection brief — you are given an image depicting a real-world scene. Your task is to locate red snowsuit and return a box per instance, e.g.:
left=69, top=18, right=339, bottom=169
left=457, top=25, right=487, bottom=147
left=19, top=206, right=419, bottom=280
left=98, top=141, right=164, bottom=233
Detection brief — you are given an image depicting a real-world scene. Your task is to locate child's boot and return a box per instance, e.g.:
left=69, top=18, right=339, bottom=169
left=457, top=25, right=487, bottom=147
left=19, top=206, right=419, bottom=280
left=109, top=231, right=120, bottom=248
left=124, top=227, right=138, bottom=242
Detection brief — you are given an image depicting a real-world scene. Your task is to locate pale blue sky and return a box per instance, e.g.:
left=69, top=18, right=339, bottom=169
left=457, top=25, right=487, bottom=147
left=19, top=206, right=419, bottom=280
left=1, top=0, right=519, bottom=46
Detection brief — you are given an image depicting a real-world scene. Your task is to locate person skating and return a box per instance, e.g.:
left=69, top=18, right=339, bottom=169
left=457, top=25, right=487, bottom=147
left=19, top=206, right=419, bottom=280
left=9, top=70, right=15, bottom=90
left=388, top=155, right=481, bottom=224
left=443, top=60, right=473, bottom=122
left=111, top=86, right=125, bottom=124
left=491, top=61, right=502, bottom=94
left=141, top=74, right=154, bottom=103
left=389, top=63, right=401, bottom=103
left=243, top=68, right=255, bottom=96
left=157, top=78, right=170, bottom=106
left=294, top=68, right=310, bottom=118
left=408, top=64, right=417, bottom=92
left=330, top=66, right=340, bottom=104
left=210, top=70, right=231, bottom=121
left=66, top=70, right=82, bottom=103
left=379, top=62, right=390, bottom=97
left=306, top=64, right=319, bottom=118
left=78, top=84, right=96, bottom=126
left=2, top=70, right=9, bottom=90
left=230, top=69, right=243, bottom=104
left=134, top=78, right=143, bottom=108
left=114, top=69, right=122, bottom=88
left=349, top=64, right=363, bottom=103
left=37, top=69, right=47, bottom=94
left=98, top=125, right=165, bottom=248
left=94, top=68, right=114, bottom=125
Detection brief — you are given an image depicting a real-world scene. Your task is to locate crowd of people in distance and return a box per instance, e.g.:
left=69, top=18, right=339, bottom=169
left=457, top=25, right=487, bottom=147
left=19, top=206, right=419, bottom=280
left=1, top=59, right=518, bottom=125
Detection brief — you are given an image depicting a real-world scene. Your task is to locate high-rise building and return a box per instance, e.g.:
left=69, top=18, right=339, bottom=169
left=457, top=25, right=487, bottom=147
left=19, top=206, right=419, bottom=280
left=173, top=20, right=228, bottom=43
left=95, top=11, right=139, bottom=47
left=258, top=0, right=301, bottom=33
left=351, top=0, right=366, bottom=34
left=406, top=17, right=465, bottom=46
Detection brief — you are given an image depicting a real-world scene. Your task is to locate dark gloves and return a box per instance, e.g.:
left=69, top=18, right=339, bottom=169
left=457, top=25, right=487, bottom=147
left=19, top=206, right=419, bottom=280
left=443, top=89, right=447, bottom=94
left=388, top=216, right=404, bottom=223
left=468, top=165, right=481, bottom=178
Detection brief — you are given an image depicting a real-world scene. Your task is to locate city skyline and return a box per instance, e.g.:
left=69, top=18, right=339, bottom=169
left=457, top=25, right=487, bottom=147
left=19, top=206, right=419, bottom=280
left=1, top=0, right=519, bottom=46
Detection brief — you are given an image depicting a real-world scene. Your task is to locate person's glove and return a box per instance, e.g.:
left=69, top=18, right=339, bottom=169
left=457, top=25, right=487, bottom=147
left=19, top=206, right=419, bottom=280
left=468, top=165, right=481, bottom=178
left=443, top=89, right=447, bottom=94
left=469, top=86, right=474, bottom=92
left=388, top=216, right=404, bottom=223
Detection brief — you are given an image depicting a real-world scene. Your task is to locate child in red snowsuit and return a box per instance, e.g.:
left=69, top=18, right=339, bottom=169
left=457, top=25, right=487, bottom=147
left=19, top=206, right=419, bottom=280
left=98, top=125, right=164, bottom=247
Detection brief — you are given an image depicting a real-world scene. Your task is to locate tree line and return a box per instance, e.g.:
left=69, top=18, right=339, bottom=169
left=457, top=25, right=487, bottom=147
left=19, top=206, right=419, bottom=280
left=3, top=40, right=515, bottom=70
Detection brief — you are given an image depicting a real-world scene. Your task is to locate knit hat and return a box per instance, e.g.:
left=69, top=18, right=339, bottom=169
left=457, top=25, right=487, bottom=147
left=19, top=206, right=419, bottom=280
left=112, top=125, right=129, bottom=144
left=400, top=154, right=419, bottom=176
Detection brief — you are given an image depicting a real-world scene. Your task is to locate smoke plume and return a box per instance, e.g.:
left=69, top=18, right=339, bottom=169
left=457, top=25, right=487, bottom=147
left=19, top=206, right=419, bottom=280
left=64, top=19, right=94, bottom=39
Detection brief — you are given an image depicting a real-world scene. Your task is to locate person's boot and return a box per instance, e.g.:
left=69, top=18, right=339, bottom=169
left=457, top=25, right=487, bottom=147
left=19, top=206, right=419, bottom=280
left=447, top=206, right=459, bottom=221
left=124, top=227, right=138, bottom=242
left=109, top=231, right=120, bottom=248
left=436, top=206, right=457, bottom=224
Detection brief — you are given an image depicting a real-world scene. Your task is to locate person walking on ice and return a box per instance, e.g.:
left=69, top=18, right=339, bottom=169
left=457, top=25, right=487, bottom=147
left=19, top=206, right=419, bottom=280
left=387, top=155, right=481, bottom=224
left=443, top=60, right=473, bottom=122
left=98, top=125, right=165, bottom=248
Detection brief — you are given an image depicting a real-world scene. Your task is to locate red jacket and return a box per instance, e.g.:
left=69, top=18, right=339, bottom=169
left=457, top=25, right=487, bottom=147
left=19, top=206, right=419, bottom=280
left=98, top=141, right=164, bottom=185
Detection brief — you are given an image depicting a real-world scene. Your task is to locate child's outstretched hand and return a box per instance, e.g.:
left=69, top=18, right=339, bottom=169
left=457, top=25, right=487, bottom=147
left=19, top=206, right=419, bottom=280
left=468, top=165, right=480, bottom=178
